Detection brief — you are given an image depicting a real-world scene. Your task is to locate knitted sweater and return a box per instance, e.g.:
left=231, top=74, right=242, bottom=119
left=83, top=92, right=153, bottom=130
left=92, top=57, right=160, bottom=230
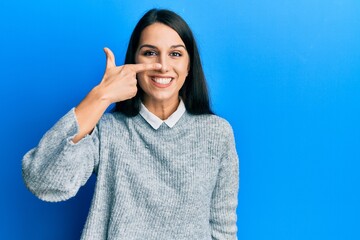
left=22, top=108, right=239, bottom=240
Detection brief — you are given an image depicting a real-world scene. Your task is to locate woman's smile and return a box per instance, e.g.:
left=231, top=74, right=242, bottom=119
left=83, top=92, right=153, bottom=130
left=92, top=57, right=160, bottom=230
left=150, top=75, right=174, bottom=87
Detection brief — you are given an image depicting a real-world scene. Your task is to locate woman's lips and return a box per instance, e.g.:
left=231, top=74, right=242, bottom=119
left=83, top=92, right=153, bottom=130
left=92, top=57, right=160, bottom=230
left=150, top=76, right=174, bottom=88
left=151, top=77, right=172, bottom=84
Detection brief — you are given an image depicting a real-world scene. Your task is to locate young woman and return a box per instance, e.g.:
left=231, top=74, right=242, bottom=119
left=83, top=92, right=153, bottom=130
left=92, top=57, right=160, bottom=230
left=22, top=9, right=239, bottom=240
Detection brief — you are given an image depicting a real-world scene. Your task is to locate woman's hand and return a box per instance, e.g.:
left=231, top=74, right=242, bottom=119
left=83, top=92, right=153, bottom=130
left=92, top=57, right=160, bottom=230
left=97, top=47, right=162, bottom=104
left=72, top=47, right=161, bottom=143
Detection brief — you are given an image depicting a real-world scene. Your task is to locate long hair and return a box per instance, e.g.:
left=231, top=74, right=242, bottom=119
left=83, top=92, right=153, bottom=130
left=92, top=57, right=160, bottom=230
left=113, top=9, right=213, bottom=116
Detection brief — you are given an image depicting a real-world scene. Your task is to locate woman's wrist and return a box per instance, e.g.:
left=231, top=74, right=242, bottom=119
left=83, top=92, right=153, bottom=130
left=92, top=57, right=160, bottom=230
left=89, top=85, right=112, bottom=108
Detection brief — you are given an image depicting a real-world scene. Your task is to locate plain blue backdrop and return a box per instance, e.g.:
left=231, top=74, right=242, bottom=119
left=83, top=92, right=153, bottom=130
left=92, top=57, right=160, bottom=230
left=1, top=0, right=360, bottom=239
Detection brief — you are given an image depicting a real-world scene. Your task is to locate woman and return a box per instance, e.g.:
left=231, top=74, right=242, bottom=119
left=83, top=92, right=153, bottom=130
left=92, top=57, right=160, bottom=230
left=22, top=9, right=239, bottom=240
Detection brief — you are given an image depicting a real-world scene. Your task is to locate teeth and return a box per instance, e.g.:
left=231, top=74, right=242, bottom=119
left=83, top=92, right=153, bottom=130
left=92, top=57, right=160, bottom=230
left=152, top=77, right=172, bottom=84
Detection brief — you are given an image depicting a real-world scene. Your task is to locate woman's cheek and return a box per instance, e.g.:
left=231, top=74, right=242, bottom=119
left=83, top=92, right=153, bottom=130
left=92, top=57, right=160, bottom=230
left=136, top=72, right=146, bottom=85
left=174, top=61, right=189, bottom=75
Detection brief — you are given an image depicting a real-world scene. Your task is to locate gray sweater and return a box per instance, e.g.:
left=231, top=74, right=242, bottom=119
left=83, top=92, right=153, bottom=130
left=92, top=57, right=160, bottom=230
left=22, top=108, right=239, bottom=240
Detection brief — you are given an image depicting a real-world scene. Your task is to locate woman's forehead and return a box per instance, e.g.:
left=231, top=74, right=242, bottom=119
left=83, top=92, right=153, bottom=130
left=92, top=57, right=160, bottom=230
left=139, top=23, right=185, bottom=47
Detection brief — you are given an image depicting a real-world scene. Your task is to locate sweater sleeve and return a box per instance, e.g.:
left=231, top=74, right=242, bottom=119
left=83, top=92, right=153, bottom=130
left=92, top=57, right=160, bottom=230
left=22, top=108, right=100, bottom=202
left=210, top=123, right=239, bottom=240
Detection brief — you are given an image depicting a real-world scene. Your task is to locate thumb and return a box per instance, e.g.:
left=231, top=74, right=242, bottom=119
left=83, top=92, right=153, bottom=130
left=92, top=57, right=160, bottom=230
left=104, top=47, right=116, bottom=69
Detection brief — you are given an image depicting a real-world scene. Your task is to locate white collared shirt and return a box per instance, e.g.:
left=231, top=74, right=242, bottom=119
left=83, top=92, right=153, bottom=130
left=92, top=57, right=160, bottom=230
left=139, top=100, right=186, bottom=130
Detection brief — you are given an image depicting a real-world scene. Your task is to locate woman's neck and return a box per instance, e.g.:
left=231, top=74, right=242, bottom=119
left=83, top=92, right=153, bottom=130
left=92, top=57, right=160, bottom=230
left=142, top=97, right=180, bottom=120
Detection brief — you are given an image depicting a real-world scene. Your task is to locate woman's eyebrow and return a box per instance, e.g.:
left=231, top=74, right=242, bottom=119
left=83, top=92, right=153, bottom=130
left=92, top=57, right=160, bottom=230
left=138, top=44, right=186, bottom=50
left=170, top=44, right=186, bottom=49
left=139, top=44, right=157, bottom=50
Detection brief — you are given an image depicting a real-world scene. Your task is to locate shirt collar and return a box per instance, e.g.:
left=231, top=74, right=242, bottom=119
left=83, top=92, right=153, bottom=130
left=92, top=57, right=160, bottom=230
left=139, top=99, right=186, bottom=130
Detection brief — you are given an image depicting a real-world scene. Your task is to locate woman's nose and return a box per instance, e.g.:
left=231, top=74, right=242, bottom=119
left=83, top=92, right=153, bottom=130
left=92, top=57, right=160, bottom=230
left=158, top=55, right=170, bottom=73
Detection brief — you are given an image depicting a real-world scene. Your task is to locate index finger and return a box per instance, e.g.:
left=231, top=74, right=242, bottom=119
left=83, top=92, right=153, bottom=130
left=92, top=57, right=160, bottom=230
left=128, top=63, right=162, bottom=73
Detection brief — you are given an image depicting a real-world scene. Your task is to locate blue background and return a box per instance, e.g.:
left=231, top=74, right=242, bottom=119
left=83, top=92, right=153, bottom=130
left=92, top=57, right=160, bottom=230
left=1, top=0, right=360, bottom=239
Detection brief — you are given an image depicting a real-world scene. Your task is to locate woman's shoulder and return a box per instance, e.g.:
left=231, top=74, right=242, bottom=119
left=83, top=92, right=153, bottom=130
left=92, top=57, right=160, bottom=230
left=97, top=111, right=129, bottom=128
left=192, top=113, right=232, bottom=127
left=190, top=113, right=234, bottom=137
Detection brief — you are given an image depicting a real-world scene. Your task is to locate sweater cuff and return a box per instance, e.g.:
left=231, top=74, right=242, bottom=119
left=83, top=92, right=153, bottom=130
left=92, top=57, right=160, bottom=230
left=54, top=107, right=95, bottom=145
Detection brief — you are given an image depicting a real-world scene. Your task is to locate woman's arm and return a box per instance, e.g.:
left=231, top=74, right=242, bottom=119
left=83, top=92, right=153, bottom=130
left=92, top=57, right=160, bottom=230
left=210, top=123, right=239, bottom=240
left=22, top=48, right=162, bottom=201
left=22, top=108, right=100, bottom=202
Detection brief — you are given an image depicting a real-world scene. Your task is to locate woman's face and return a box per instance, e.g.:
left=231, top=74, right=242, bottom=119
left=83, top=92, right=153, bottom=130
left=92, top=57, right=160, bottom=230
left=135, top=22, right=190, bottom=106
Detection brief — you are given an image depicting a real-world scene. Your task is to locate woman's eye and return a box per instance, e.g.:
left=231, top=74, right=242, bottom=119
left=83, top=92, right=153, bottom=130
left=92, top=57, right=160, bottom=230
left=143, top=50, right=157, bottom=56
left=170, top=52, right=182, bottom=57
